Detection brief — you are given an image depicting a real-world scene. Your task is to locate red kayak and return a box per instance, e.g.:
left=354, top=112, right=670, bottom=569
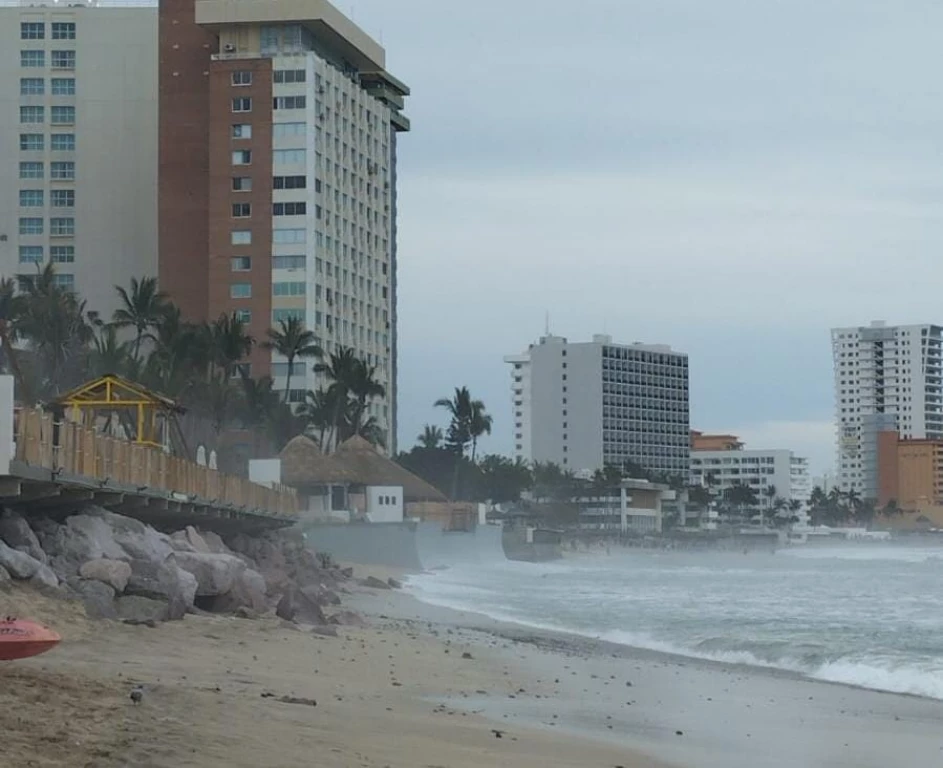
left=0, top=617, right=61, bottom=660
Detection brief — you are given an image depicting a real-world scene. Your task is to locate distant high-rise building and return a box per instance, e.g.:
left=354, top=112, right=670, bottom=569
left=0, top=1, right=158, bottom=318
left=504, top=334, right=690, bottom=477
left=159, top=0, right=409, bottom=450
left=832, top=321, right=943, bottom=496
left=690, top=448, right=812, bottom=512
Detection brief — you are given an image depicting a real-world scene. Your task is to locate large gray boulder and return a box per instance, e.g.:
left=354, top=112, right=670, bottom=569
left=201, top=530, right=232, bottom=555
left=29, top=563, right=59, bottom=589
left=172, top=551, right=245, bottom=596
left=0, top=538, right=44, bottom=580
left=125, top=557, right=196, bottom=620
left=79, top=558, right=131, bottom=593
left=38, top=513, right=127, bottom=576
left=74, top=579, right=117, bottom=619
left=90, top=509, right=174, bottom=563
left=276, top=585, right=326, bottom=625
left=115, top=595, right=169, bottom=623
left=215, top=567, right=268, bottom=613
left=0, top=509, right=46, bottom=563
left=0, top=564, right=11, bottom=589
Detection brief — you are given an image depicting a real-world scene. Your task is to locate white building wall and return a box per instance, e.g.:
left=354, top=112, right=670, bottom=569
left=365, top=484, right=403, bottom=523
left=832, top=322, right=943, bottom=493
left=0, top=4, right=157, bottom=320
left=505, top=333, right=688, bottom=477
left=267, top=51, right=396, bottom=445
left=690, top=449, right=811, bottom=508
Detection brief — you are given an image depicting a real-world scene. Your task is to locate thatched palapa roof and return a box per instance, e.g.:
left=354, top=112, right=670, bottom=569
left=279, top=435, right=447, bottom=502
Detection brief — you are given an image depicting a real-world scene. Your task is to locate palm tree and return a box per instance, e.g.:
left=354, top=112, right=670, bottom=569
left=112, top=276, right=170, bottom=361
left=346, top=358, right=385, bottom=441
left=468, top=400, right=493, bottom=463
left=0, top=277, right=28, bottom=401
left=434, top=386, right=483, bottom=456
left=209, top=312, right=254, bottom=377
left=417, top=424, right=444, bottom=449
left=298, top=387, right=335, bottom=450
left=263, top=317, right=322, bottom=403
left=313, top=346, right=360, bottom=446
left=89, top=325, right=133, bottom=379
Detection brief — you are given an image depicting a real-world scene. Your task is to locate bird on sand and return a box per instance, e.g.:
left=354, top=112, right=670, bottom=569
left=130, top=686, right=144, bottom=705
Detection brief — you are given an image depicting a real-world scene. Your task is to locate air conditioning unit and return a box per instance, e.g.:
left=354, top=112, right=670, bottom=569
left=223, top=43, right=235, bottom=52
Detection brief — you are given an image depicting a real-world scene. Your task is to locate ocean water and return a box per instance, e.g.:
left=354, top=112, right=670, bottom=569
left=405, top=541, right=943, bottom=700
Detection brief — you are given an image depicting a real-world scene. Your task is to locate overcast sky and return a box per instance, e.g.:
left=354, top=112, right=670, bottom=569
left=342, top=0, right=943, bottom=476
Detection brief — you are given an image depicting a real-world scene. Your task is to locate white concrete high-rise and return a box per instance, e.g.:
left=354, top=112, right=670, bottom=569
left=0, top=1, right=157, bottom=319
left=690, top=449, right=812, bottom=511
left=504, top=334, right=690, bottom=478
left=832, top=321, right=943, bottom=496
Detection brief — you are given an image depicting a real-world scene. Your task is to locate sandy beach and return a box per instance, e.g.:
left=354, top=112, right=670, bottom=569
left=5, top=569, right=943, bottom=768
left=0, top=580, right=667, bottom=768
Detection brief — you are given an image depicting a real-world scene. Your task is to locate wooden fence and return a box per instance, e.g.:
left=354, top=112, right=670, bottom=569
left=14, top=408, right=298, bottom=517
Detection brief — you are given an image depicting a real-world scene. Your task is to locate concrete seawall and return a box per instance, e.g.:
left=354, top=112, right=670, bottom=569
left=303, top=521, right=506, bottom=571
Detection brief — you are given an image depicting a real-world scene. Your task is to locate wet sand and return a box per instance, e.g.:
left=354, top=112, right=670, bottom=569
left=0, top=584, right=667, bottom=768
left=352, top=585, right=943, bottom=768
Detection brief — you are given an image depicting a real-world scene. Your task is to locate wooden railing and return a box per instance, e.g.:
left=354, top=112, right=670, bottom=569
left=14, top=408, right=298, bottom=518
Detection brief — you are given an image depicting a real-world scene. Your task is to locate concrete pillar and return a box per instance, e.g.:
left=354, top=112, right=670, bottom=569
left=0, top=375, right=13, bottom=475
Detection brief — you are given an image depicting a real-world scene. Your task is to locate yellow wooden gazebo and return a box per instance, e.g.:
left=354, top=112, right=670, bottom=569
left=53, top=374, right=184, bottom=449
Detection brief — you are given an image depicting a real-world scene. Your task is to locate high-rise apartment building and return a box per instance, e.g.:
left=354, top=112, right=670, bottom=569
left=832, top=321, right=943, bottom=496
left=0, top=1, right=158, bottom=318
left=159, top=0, right=409, bottom=450
left=504, top=334, right=690, bottom=477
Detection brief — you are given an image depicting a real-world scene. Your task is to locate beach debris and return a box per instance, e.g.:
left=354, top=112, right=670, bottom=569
left=676, top=730, right=684, bottom=736
left=129, top=686, right=144, bottom=705
left=387, top=577, right=402, bottom=589
left=277, top=696, right=317, bottom=707
left=462, top=652, right=473, bottom=659
left=491, top=729, right=504, bottom=739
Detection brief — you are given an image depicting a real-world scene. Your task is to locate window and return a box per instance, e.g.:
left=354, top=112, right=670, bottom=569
left=273, top=149, right=305, bottom=164
left=51, top=22, right=75, bottom=40
left=273, top=175, right=306, bottom=189
left=51, top=133, right=74, bottom=151
left=273, top=95, right=306, bottom=109
left=231, top=256, right=251, bottom=271
left=20, top=106, right=44, bottom=124
left=273, top=69, right=305, bottom=83
left=53, top=274, right=74, bottom=290
left=232, top=176, right=252, bottom=192
left=272, top=122, right=305, bottom=138
left=19, top=246, right=43, bottom=264
left=51, top=189, right=74, bottom=207
left=20, top=77, right=44, bottom=95
left=51, top=161, right=74, bottom=180
left=232, top=97, right=252, bottom=112
left=50, top=217, right=74, bottom=236
left=231, top=230, right=251, bottom=245
left=51, top=51, right=75, bottom=70
left=230, top=283, right=252, bottom=298
left=234, top=309, right=252, bottom=323
left=21, top=22, right=45, bottom=40
left=51, top=106, right=75, bottom=125
left=231, top=71, right=252, bottom=86
left=19, top=190, right=43, bottom=207
left=273, top=202, right=306, bottom=216
left=21, top=50, right=44, bottom=68
left=232, top=150, right=251, bottom=165
left=20, top=133, right=43, bottom=151
left=273, top=255, right=305, bottom=270
left=231, top=202, right=251, bottom=218
left=272, top=228, right=305, bottom=244
left=273, top=309, right=305, bottom=323
left=273, top=282, right=305, bottom=297
left=272, top=362, right=306, bottom=377
left=50, top=245, right=74, bottom=263
left=51, top=77, right=75, bottom=95
left=231, top=123, right=252, bottom=139
left=19, top=217, right=43, bottom=235
left=19, top=162, right=43, bottom=179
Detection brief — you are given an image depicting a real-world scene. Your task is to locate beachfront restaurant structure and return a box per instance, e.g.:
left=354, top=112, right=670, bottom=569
left=250, top=435, right=449, bottom=523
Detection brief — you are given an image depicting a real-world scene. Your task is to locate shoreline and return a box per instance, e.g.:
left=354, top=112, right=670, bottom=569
left=347, top=573, right=943, bottom=768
